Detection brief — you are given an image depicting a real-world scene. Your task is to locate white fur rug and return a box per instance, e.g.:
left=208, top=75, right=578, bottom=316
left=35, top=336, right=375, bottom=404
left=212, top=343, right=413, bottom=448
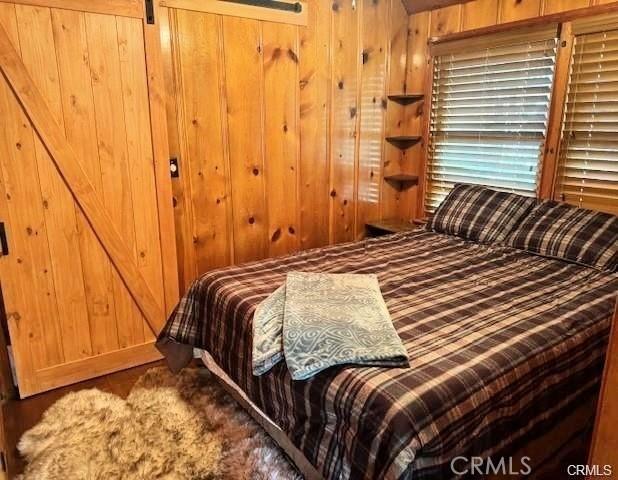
left=17, top=367, right=301, bottom=479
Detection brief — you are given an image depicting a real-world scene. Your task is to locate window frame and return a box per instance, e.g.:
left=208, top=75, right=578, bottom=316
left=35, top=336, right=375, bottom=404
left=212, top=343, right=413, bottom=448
left=548, top=15, right=618, bottom=214
left=421, top=26, right=560, bottom=215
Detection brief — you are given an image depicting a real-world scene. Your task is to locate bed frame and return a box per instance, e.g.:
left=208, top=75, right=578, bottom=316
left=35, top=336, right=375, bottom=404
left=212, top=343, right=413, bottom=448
left=200, top=351, right=596, bottom=480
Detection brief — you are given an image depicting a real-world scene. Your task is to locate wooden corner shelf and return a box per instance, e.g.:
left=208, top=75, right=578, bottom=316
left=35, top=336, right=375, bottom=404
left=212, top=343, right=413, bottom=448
left=385, top=135, right=422, bottom=150
left=383, top=173, right=418, bottom=190
left=387, top=93, right=424, bottom=105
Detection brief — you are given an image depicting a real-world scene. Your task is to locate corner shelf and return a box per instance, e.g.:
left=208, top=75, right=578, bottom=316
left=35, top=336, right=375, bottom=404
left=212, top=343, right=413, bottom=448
left=387, top=93, right=424, bottom=105
left=385, top=135, right=422, bottom=150
left=384, top=173, right=418, bottom=190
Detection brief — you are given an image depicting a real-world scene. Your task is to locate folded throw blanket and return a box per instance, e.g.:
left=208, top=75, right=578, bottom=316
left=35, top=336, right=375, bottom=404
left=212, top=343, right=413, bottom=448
left=252, top=272, right=409, bottom=380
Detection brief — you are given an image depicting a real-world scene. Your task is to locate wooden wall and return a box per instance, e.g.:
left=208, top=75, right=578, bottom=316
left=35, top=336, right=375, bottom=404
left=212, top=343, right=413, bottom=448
left=403, top=0, right=618, bottom=220
left=425, top=0, right=614, bottom=36
left=161, top=0, right=413, bottom=291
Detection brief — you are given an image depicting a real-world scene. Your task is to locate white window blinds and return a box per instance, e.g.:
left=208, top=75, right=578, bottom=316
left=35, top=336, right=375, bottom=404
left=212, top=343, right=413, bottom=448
left=556, top=29, right=618, bottom=215
left=426, top=37, right=558, bottom=211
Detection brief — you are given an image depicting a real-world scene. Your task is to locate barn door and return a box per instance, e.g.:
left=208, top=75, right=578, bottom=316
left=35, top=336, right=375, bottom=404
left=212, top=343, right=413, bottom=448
left=0, top=0, right=178, bottom=397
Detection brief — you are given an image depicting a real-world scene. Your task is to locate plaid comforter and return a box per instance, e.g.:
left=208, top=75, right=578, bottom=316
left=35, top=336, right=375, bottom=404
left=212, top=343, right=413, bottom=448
left=157, top=230, right=618, bottom=479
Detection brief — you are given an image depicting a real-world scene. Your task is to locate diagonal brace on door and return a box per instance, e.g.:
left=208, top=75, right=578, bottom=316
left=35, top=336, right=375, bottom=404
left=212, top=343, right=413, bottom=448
left=0, top=23, right=165, bottom=335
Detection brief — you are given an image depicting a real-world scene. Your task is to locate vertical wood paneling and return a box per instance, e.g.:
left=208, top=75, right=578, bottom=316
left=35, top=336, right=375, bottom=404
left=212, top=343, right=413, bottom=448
left=162, top=0, right=618, bottom=278
left=356, top=0, right=388, bottom=237
left=405, top=11, right=429, bottom=133
left=223, top=17, right=268, bottom=263
left=430, top=4, right=461, bottom=37
left=85, top=12, right=142, bottom=350
left=50, top=8, right=119, bottom=354
left=499, top=0, right=542, bottom=23
left=216, top=16, right=235, bottom=269
left=0, top=156, right=37, bottom=394
left=0, top=132, right=17, bottom=401
left=0, top=3, right=51, bottom=382
left=462, top=0, right=499, bottom=30
left=0, top=87, right=60, bottom=371
left=15, top=5, right=92, bottom=361
left=116, top=16, right=165, bottom=341
left=263, top=22, right=300, bottom=255
left=0, top=2, right=59, bottom=386
left=298, top=0, right=330, bottom=250
left=381, top=0, right=409, bottom=219
left=164, top=0, right=410, bottom=277
left=177, top=11, right=233, bottom=272
left=542, top=0, right=590, bottom=15
left=161, top=8, right=197, bottom=293
left=398, top=10, right=430, bottom=220
left=330, top=0, right=359, bottom=243
left=142, top=0, right=180, bottom=318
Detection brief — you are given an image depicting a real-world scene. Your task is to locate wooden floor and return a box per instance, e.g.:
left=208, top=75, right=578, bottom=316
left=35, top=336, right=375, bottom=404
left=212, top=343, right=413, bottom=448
left=1, top=360, right=164, bottom=478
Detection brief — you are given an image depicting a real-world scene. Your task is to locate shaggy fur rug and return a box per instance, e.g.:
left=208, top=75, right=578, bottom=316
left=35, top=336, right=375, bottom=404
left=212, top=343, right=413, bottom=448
left=17, top=367, right=301, bottom=479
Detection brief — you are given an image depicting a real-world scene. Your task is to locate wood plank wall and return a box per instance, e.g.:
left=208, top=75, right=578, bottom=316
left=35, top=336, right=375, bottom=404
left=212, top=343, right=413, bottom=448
left=403, top=0, right=618, bottom=221
left=161, top=0, right=413, bottom=291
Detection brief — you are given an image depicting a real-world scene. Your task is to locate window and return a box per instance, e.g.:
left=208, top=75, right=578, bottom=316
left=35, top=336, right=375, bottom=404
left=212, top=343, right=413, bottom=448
left=425, top=34, right=558, bottom=211
left=555, top=28, right=618, bottom=215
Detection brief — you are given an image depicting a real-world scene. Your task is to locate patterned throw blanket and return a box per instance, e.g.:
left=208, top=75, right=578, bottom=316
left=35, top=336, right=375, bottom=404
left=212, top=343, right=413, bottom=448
left=252, top=272, right=409, bottom=380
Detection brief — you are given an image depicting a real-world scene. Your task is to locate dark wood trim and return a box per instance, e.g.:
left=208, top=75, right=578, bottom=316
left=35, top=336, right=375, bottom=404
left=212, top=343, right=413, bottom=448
left=0, top=407, right=6, bottom=480
left=417, top=54, right=433, bottom=216
left=539, top=22, right=574, bottom=201
left=428, top=2, right=618, bottom=45
left=0, top=285, right=13, bottom=480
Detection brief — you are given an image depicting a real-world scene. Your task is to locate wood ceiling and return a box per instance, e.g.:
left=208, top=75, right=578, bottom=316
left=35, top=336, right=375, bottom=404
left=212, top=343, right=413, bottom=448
left=402, top=0, right=475, bottom=14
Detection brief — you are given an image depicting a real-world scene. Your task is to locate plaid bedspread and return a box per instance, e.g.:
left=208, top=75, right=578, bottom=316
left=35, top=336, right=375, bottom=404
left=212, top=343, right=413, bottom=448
left=157, top=230, right=618, bottom=479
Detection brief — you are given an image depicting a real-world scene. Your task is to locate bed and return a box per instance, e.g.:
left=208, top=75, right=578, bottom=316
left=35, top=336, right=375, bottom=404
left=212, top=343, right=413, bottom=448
left=157, top=226, right=618, bottom=479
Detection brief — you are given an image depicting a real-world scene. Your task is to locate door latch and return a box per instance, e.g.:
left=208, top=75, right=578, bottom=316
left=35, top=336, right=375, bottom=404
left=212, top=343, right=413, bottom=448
left=145, top=0, right=155, bottom=24
left=170, top=158, right=180, bottom=178
left=0, top=223, right=7, bottom=257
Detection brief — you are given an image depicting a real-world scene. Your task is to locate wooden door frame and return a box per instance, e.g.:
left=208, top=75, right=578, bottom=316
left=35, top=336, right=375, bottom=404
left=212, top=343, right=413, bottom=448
left=0, top=287, right=14, bottom=480
left=588, top=298, right=618, bottom=476
left=142, top=0, right=180, bottom=318
left=0, top=287, right=15, bottom=402
left=0, top=407, right=6, bottom=480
